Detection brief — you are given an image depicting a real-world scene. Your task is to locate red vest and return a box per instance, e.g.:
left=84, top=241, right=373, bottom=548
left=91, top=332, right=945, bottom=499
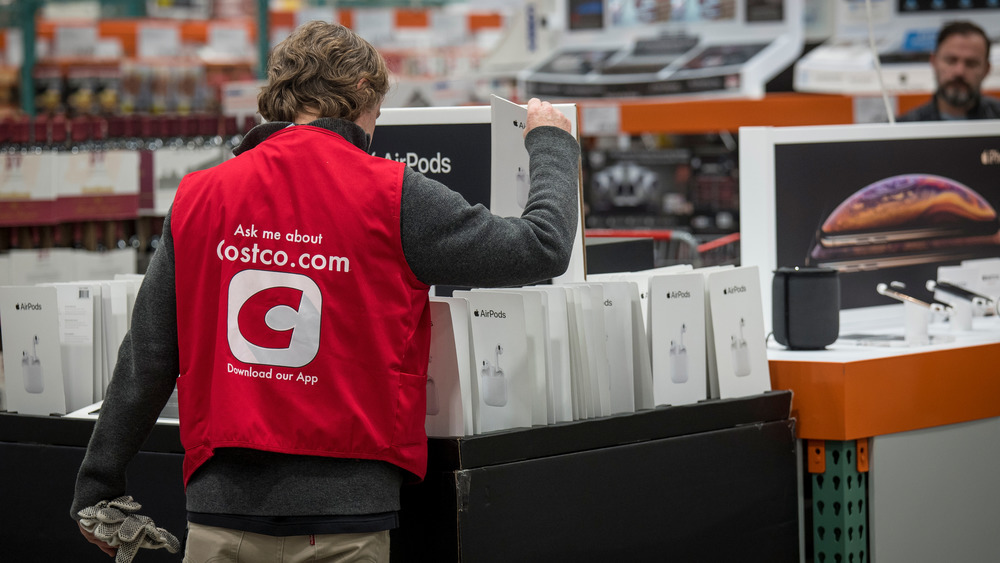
left=170, top=125, right=430, bottom=485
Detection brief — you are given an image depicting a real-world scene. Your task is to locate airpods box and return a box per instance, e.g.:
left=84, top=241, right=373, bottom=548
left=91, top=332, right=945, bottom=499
left=0, top=286, right=68, bottom=415
left=593, top=281, right=636, bottom=415
left=648, top=271, right=706, bottom=407
left=563, top=285, right=591, bottom=419
left=426, top=298, right=475, bottom=438
left=520, top=286, right=574, bottom=424
left=453, top=290, right=533, bottom=434
left=705, top=266, right=771, bottom=400
left=566, top=283, right=610, bottom=417
left=485, top=289, right=549, bottom=426
left=489, top=95, right=531, bottom=219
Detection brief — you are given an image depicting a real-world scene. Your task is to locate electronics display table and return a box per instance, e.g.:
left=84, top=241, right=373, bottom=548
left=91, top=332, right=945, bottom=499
left=0, top=391, right=799, bottom=562
left=768, top=314, right=1000, bottom=563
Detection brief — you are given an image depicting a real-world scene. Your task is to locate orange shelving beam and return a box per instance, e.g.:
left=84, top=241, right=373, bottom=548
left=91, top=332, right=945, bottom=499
left=769, top=342, right=1000, bottom=441
left=617, top=92, right=856, bottom=134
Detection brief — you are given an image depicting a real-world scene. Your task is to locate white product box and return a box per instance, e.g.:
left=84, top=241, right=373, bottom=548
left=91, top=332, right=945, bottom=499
left=595, top=281, right=636, bottom=415
left=426, top=298, right=475, bottom=437
left=99, top=280, right=134, bottom=394
left=489, top=289, right=550, bottom=425
left=0, top=152, right=55, bottom=201
left=489, top=95, right=586, bottom=285
left=453, top=290, right=533, bottom=434
left=563, top=285, right=590, bottom=420
left=0, top=286, right=67, bottom=415
left=570, top=284, right=610, bottom=417
left=649, top=271, right=707, bottom=407
left=520, top=286, right=574, bottom=423
left=588, top=264, right=693, bottom=332
left=51, top=283, right=99, bottom=411
left=706, top=266, right=771, bottom=400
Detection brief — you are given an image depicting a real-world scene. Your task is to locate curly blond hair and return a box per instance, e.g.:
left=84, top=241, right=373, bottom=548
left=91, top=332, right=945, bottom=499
left=257, top=21, right=389, bottom=123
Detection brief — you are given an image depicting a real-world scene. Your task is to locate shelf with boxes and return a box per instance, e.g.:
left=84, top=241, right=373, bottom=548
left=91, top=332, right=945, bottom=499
left=0, top=111, right=255, bottom=281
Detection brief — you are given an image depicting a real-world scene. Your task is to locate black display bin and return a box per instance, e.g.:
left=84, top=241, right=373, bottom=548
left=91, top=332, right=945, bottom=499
left=0, top=390, right=798, bottom=562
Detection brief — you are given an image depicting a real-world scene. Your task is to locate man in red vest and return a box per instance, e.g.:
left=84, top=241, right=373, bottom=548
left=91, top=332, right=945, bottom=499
left=72, top=21, right=579, bottom=562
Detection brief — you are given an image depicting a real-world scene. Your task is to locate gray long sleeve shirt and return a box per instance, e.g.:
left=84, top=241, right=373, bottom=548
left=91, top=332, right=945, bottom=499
left=72, top=117, right=580, bottom=521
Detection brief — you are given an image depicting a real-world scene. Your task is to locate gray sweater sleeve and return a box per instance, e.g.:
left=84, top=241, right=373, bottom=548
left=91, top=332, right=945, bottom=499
left=400, top=125, right=580, bottom=287
left=70, top=213, right=180, bottom=519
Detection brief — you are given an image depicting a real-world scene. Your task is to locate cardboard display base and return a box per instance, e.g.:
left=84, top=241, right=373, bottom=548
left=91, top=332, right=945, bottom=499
left=399, top=420, right=798, bottom=562
left=395, top=391, right=799, bottom=562
left=0, top=391, right=798, bottom=561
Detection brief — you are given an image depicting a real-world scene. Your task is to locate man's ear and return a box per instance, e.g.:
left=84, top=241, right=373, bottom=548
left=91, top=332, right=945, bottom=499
left=357, top=78, right=368, bottom=91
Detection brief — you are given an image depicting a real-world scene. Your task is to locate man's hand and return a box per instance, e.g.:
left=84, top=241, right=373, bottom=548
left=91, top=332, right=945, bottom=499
left=79, top=521, right=117, bottom=558
left=524, top=98, right=572, bottom=137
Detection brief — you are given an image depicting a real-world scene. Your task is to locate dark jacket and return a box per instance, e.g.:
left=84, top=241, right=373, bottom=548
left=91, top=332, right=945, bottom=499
left=897, top=94, right=1000, bottom=122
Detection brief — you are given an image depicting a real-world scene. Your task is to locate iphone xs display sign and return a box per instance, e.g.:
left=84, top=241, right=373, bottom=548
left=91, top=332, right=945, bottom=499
left=774, top=135, right=1000, bottom=309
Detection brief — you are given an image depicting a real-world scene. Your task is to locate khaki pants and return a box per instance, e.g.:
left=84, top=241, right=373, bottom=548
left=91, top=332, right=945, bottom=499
left=182, top=522, right=390, bottom=563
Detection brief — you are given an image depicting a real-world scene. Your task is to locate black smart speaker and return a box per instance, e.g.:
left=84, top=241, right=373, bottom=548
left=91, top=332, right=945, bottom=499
left=772, top=267, right=840, bottom=350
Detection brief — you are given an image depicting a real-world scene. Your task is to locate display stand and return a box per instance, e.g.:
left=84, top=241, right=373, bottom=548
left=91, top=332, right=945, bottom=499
left=519, top=0, right=803, bottom=100
left=769, top=318, right=1000, bottom=563
left=0, top=391, right=799, bottom=562
left=394, top=391, right=799, bottom=562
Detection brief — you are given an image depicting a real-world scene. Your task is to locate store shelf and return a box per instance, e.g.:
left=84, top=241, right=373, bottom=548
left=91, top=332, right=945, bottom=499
left=769, top=338, right=1000, bottom=441
left=608, top=92, right=857, bottom=134
left=579, top=90, right=1000, bottom=136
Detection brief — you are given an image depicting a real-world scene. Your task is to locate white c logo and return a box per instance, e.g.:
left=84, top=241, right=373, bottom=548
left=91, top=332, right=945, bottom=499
left=227, top=270, right=322, bottom=367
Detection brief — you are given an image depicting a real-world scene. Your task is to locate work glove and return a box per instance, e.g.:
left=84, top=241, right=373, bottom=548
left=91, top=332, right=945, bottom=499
left=77, top=496, right=180, bottom=563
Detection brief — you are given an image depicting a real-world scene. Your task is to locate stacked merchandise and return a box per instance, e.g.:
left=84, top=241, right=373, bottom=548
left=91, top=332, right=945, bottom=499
left=424, top=263, right=773, bottom=437
left=0, top=274, right=147, bottom=417
left=0, top=113, right=253, bottom=259
left=0, top=263, right=772, bottom=434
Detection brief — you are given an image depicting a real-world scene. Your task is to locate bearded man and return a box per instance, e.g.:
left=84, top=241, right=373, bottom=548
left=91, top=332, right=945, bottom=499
left=898, top=20, right=1000, bottom=121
